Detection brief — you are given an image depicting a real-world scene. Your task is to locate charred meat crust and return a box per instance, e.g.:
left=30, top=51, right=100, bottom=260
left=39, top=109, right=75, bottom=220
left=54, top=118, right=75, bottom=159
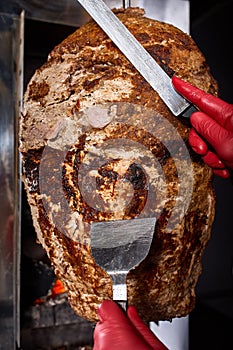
left=20, top=8, right=216, bottom=322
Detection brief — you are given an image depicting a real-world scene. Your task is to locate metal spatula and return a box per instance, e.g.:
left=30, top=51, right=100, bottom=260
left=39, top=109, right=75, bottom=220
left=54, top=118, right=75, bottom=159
left=90, top=217, right=156, bottom=310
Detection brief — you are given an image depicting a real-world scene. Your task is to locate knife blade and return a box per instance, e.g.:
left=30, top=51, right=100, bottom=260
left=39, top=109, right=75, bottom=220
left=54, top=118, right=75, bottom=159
left=76, top=0, right=196, bottom=117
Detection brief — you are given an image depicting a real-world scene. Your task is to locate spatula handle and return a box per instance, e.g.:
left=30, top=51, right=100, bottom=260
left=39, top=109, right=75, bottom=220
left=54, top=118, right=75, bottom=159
left=111, top=273, right=128, bottom=310
left=117, top=300, right=127, bottom=311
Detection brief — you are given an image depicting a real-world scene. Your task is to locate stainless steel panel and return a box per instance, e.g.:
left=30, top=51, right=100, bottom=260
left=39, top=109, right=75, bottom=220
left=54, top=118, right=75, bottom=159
left=0, top=0, right=189, bottom=32
left=0, top=11, right=24, bottom=350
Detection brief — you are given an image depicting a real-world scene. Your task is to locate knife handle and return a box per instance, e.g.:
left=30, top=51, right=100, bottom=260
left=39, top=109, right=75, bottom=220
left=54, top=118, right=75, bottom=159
left=181, top=104, right=198, bottom=118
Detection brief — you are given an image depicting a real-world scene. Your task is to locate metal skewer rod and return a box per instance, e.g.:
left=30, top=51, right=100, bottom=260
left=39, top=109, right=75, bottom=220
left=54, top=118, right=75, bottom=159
left=123, top=0, right=131, bottom=9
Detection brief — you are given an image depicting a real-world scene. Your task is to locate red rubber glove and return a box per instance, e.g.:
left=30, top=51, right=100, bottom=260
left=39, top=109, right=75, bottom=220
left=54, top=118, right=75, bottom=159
left=93, top=300, right=168, bottom=350
left=172, top=76, right=233, bottom=178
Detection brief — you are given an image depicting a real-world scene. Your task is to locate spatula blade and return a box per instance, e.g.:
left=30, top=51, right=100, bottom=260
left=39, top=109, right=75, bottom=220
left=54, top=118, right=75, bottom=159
left=90, top=217, right=156, bottom=268
left=90, top=217, right=156, bottom=305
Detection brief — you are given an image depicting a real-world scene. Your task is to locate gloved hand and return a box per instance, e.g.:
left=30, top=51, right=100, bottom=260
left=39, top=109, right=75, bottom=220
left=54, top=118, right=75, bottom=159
left=93, top=300, right=168, bottom=350
left=172, top=76, right=233, bottom=178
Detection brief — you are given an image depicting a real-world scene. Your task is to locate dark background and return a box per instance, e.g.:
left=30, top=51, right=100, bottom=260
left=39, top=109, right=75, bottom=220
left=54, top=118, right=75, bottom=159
left=189, top=1, right=233, bottom=348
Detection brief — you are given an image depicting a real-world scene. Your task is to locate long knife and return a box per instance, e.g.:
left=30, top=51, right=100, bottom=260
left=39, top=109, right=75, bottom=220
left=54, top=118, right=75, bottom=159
left=76, top=0, right=196, bottom=117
